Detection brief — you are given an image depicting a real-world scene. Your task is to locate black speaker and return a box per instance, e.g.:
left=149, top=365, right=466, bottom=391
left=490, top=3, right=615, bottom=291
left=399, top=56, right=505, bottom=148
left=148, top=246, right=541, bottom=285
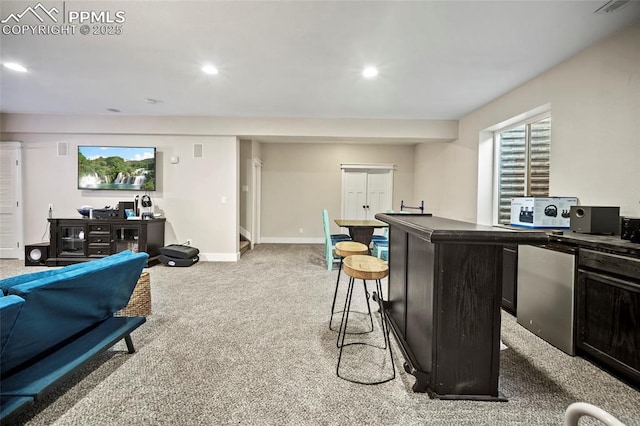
left=25, top=243, right=50, bottom=266
left=570, top=206, right=620, bottom=234
left=621, top=217, right=640, bottom=243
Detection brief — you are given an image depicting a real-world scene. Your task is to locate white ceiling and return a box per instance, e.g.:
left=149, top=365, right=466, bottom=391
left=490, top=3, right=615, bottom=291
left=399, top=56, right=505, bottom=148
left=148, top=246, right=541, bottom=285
left=1, top=0, right=639, bottom=120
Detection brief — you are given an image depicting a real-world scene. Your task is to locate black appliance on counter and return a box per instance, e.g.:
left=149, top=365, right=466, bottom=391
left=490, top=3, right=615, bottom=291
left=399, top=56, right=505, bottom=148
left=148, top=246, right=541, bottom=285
left=570, top=206, right=619, bottom=234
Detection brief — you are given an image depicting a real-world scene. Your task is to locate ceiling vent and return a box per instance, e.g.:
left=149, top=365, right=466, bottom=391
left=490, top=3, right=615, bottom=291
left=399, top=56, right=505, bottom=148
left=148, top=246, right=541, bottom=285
left=594, top=0, right=629, bottom=14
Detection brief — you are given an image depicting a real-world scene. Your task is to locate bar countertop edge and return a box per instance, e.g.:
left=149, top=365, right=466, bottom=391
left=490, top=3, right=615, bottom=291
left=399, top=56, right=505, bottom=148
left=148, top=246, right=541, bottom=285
left=375, top=213, right=549, bottom=245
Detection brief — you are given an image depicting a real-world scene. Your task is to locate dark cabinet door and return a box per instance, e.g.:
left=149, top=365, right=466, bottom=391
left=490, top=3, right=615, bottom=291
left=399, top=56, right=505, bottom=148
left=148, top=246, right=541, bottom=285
left=576, top=269, right=640, bottom=385
left=388, top=229, right=408, bottom=337
left=57, top=223, right=86, bottom=257
left=502, top=245, right=518, bottom=315
left=405, top=234, right=434, bottom=373
left=112, top=225, right=141, bottom=253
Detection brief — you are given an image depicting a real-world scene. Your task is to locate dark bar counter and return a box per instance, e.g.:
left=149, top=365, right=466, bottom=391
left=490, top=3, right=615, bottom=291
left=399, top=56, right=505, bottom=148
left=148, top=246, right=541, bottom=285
left=375, top=213, right=548, bottom=400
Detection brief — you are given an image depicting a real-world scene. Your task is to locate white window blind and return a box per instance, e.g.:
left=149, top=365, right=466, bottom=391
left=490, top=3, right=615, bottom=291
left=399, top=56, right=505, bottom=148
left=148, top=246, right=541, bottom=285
left=496, top=117, right=551, bottom=224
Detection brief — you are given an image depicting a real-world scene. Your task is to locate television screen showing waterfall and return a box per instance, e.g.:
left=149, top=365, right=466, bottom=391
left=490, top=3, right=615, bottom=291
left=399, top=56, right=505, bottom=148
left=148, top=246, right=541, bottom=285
left=77, top=146, right=156, bottom=191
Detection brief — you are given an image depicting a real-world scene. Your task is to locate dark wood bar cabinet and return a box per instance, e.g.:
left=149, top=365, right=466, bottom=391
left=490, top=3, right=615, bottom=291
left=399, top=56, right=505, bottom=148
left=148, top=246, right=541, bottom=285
left=375, top=213, right=547, bottom=401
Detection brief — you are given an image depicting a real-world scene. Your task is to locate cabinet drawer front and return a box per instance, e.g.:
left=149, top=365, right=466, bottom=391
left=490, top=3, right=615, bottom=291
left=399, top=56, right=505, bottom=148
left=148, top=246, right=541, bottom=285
left=579, top=249, right=640, bottom=281
left=89, top=224, right=111, bottom=233
left=88, top=246, right=111, bottom=256
left=89, top=236, right=110, bottom=244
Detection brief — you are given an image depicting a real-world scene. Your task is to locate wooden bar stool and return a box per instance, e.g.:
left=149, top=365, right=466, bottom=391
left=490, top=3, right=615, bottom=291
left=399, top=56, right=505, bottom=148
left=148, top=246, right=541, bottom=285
left=329, top=241, right=370, bottom=333
left=336, top=255, right=395, bottom=385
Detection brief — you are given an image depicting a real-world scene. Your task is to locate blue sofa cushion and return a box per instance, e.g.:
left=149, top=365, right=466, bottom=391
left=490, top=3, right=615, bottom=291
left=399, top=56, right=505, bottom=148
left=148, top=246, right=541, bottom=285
left=0, top=295, right=25, bottom=357
left=1, top=252, right=148, bottom=375
left=0, top=250, right=135, bottom=294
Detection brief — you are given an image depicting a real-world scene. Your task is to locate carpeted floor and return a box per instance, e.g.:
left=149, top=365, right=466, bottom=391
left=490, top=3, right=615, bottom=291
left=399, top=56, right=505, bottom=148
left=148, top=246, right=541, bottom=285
left=1, top=244, right=639, bottom=425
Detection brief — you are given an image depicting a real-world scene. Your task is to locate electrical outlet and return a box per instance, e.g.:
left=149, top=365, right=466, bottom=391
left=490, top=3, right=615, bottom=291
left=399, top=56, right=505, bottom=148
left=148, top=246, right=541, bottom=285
left=299, top=228, right=304, bottom=234
left=186, top=239, right=192, bottom=246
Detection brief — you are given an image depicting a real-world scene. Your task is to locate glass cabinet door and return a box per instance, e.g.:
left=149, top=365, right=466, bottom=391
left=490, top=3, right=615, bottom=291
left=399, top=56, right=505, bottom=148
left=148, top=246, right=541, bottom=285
left=59, top=226, right=86, bottom=256
left=114, top=226, right=139, bottom=253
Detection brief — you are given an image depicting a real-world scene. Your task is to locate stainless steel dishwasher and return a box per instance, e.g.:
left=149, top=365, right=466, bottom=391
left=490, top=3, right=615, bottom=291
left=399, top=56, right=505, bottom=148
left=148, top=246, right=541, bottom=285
left=517, top=243, right=577, bottom=355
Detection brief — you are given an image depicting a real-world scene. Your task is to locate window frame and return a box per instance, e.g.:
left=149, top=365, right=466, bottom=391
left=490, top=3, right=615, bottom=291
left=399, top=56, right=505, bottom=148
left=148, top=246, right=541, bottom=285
left=492, top=112, right=551, bottom=225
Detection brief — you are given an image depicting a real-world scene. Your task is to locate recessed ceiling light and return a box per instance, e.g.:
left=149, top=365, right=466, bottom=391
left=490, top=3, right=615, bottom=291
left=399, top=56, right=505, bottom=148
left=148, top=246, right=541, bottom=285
left=362, top=66, right=378, bottom=79
left=3, top=62, right=28, bottom=72
left=202, top=64, right=219, bottom=75
left=106, top=108, right=120, bottom=113
left=145, top=98, right=162, bottom=104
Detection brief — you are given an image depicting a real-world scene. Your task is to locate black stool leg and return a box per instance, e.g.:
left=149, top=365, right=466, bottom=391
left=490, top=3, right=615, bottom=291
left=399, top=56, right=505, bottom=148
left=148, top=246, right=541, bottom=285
left=337, top=276, right=356, bottom=373
left=337, top=276, right=355, bottom=348
left=363, top=280, right=374, bottom=332
left=376, top=279, right=395, bottom=378
left=329, top=257, right=344, bottom=330
left=331, top=260, right=374, bottom=335
left=336, top=277, right=396, bottom=385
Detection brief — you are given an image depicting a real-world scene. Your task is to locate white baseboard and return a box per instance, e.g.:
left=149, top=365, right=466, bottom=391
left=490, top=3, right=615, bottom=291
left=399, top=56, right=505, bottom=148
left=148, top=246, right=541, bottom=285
left=198, top=252, right=240, bottom=262
left=260, top=237, right=324, bottom=244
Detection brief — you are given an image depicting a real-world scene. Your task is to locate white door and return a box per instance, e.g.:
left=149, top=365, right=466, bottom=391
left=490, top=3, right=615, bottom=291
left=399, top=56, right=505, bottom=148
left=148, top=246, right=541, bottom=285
left=343, top=171, right=368, bottom=220
left=341, top=164, right=394, bottom=222
left=0, top=142, right=23, bottom=259
left=366, top=170, right=392, bottom=219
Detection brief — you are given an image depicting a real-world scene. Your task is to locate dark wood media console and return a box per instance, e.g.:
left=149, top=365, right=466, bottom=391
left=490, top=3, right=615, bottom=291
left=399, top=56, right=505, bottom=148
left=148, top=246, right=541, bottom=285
left=375, top=213, right=547, bottom=400
left=47, top=217, right=165, bottom=267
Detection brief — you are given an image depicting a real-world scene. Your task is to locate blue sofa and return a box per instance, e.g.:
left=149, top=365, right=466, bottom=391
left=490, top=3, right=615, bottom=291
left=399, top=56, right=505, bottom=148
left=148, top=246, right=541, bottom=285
left=0, top=250, right=149, bottom=423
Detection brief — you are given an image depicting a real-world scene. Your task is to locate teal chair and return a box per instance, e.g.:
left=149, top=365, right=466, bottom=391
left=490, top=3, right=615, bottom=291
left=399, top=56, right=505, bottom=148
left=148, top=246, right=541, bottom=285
left=323, top=209, right=351, bottom=271
left=373, top=239, right=388, bottom=262
left=371, top=212, right=390, bottom=261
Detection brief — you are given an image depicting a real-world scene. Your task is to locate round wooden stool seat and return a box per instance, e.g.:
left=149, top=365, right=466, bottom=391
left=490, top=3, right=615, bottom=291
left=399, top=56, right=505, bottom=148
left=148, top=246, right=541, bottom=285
left=343, top=255, right=389, bottom=281
left=335, top=241, right=368, bottom=258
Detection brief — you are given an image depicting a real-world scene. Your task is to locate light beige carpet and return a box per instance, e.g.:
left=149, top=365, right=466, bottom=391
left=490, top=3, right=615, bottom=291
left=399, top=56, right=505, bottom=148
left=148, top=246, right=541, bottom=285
left=1, top=244, right=639, bottom=425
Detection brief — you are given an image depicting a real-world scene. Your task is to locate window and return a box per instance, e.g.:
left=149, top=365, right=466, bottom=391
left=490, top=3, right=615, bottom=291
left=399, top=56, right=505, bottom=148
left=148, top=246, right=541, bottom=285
left=496, top=116, right=551, bottom=224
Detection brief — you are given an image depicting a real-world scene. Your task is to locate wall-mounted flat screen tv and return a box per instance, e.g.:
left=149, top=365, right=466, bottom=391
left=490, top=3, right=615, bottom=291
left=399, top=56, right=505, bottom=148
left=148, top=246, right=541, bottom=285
left=78, top=146, right=156, bottom=191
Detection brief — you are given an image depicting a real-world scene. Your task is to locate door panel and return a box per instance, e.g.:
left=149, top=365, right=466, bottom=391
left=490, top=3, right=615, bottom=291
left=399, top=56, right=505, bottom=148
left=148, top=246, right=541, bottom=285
left=0, top=144, right=22, bottom=258
left=366, top=170, right=391, bottom=216
left=343, top=171, right=368, bottom=220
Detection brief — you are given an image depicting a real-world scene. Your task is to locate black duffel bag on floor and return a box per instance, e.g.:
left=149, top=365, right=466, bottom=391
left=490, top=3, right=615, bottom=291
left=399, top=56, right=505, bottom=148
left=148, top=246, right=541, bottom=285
left=159, top=244, right=199, bottom=259
left=159, top=255, right=199, bottom=267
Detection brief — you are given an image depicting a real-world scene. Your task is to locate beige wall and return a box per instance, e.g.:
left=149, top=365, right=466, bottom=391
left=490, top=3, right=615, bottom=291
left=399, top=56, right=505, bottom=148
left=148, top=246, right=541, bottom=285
left=414, top=22, right=640, bottom=223
left=3, top=23, right=638, bottom=256
left=260, top=143, right=415, bottom=240
left=1, top=114, right=457, bottom=259
left=1, top=133, right=239, bottom=260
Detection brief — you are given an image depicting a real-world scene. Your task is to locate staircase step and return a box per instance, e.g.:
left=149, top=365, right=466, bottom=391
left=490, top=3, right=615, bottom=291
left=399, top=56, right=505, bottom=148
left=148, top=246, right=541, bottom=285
left=239, top=240, right=250, bottom=256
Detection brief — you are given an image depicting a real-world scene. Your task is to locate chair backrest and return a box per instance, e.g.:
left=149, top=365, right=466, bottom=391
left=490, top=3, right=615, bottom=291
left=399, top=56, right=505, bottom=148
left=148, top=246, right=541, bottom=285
left=322, top=209, right=331, bottom=242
